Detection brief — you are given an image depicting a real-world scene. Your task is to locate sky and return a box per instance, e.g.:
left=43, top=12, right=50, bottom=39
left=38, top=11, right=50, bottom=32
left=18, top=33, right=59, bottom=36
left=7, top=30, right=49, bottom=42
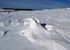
left=0, top=0, right=70, bottom=9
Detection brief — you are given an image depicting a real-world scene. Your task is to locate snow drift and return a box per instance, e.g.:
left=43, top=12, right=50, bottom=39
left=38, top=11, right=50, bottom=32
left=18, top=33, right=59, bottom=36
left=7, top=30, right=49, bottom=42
left=19, top=18, right=70, bottom=50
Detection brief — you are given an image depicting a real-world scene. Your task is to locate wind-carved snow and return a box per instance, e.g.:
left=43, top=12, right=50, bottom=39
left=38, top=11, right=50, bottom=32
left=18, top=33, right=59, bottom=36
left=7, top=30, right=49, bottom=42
left=0, top=8, right=70, bottom=50
left=0, top=17, right=69, bottom=50
left=19, top=18, right=69, bottom=50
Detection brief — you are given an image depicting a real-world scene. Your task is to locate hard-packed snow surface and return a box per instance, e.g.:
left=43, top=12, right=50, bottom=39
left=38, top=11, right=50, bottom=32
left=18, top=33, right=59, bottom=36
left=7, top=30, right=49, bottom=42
left=0, top=8, right=70, bottom=50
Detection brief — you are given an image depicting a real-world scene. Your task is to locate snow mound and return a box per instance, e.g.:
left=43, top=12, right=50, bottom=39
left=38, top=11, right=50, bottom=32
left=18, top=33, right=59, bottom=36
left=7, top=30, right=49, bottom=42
left=19, top=18, right=70, bottom=50
left=19, top=18, right=56, bottom=49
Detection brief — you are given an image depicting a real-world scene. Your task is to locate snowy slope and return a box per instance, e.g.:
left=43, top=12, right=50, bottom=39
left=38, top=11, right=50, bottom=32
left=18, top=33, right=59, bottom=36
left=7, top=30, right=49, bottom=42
left=0, top=8, right=70, bottom=50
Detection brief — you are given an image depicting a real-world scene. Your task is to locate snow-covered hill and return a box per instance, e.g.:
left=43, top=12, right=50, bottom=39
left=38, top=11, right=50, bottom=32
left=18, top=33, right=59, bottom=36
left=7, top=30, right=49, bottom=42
left=0, top=8, right=70, bottom=50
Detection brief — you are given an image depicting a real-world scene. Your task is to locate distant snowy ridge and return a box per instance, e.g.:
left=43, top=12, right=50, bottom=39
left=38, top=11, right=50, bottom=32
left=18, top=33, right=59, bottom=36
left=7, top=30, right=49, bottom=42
left=42, top=8, right=70, bottom=11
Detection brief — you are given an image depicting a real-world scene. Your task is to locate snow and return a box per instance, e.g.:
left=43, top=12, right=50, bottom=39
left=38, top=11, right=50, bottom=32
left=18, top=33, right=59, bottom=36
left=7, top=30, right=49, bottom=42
left=0, top=22, right=4, bottom=27
left=0, top=31, right=4, bottom=37
left=0, top=8, right=70, bottom=50
left=45, top=25, right=53, bottom=30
